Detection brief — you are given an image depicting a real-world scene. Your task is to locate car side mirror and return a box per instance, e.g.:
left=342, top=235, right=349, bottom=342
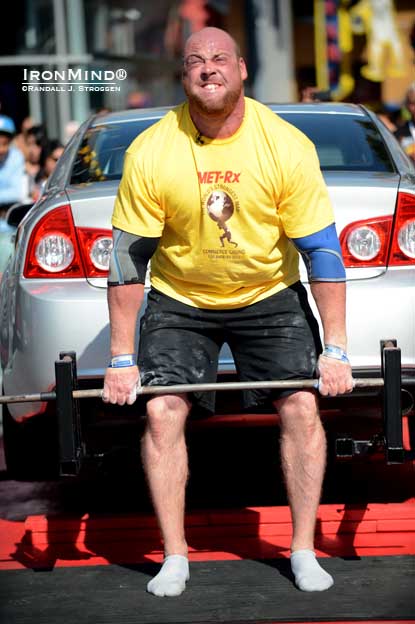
left=6, top=202, right=34, bottom=227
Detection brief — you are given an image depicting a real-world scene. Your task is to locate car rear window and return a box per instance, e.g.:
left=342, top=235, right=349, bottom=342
left=278, top=112, right=394, bottom=172
left=70, top=119, right=158, bottom=184
left=69, top=110, right=394, bottom=184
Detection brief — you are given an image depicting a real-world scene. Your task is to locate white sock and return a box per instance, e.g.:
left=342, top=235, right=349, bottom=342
left=147, top=555, right=189, bottom=597
left=290, top=549, right=334, bottom=592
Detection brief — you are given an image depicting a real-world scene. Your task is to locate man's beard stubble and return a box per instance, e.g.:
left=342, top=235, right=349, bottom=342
left=184, top=81, right=243, bottom=117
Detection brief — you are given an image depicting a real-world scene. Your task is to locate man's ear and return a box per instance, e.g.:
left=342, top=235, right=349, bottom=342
left=239, top=58, right=248, bottom=81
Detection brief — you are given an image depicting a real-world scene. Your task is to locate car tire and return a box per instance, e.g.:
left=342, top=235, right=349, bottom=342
left=2, top=399, right=58, bottom=480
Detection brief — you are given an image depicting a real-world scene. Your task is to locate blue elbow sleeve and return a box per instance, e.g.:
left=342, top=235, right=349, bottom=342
left=291, top=223, right=346, bottom=282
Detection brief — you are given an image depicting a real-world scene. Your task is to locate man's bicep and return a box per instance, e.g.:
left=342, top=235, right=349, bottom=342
left=290, top=223, right=346, bottom=282
left=108, top=228, right=160, bottom=285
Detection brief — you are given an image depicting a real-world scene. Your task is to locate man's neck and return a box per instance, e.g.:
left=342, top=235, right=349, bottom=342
left=189, top=94, right=245, bottom=139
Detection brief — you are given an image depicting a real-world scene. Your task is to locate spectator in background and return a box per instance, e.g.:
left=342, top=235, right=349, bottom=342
left=95, top=106, right=112, bottom=116
left=126, top=90, right=152, bottom=109
left=0, top=115, right=25, bottom=218
left=24, top=124, right=48, bottom=200
left=394, top=83, right=415, bottom=162
left=13, top=116, right=35, bottom=160
left=32, top=139, right=64, bottom=201
left=376, top=103, right=403, bottom=134
left=409, top=20, right=415, bottom=57
left=300, top=86, right=332, bottom=103
left=42, top=139, right=64, bottom=179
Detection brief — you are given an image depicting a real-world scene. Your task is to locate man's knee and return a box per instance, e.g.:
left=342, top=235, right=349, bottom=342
left=145, top=394, right=191, bottom=442
left=275, top=390, right=321, bottom=432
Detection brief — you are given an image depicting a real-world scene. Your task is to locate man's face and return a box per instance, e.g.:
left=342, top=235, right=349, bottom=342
left=182, top=31, right=247, bottom=117
left=0, top=134, right=11, bottom=162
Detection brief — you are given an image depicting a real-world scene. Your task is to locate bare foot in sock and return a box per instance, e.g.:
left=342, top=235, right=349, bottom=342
left=290, top=549, right=334, bottom=591
left=147, top=554, right=189, bottom=597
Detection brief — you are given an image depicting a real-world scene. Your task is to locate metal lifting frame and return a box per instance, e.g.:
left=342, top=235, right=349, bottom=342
left=334, top=341, right=405, bottom=463
left=0, top=340, right=409, bottom=475
left=55, top=352, right=84, bottom=476
left=381, top=340, right=404, bottom=463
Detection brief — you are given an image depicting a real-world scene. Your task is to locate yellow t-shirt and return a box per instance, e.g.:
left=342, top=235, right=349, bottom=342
left=112, top=97, right=335, bottom=309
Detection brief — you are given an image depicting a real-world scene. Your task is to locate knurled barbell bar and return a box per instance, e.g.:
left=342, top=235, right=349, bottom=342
left=1, top=341, right=407, bottom=474
left=0, top=376, right=385, bottom=405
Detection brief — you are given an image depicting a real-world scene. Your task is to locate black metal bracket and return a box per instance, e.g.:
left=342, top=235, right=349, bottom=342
left=335, top=435, right=383, bottom=458
left=55, top=351, right=84, bottom=476
left=334, top=339, right=405, bottom=463
left=381, top=340, right=404, bottom=463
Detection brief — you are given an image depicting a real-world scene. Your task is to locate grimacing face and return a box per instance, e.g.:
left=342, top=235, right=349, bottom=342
left=182, top=33, right=247, bottom=117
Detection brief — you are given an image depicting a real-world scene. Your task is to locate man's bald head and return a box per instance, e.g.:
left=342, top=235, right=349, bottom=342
left=183, top=27, right=241, bottom=62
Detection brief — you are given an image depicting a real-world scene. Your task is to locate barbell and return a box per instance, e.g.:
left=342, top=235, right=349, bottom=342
left=0, top=376, right=385, bottom=405
left=1, top=342, right=407, bottom=474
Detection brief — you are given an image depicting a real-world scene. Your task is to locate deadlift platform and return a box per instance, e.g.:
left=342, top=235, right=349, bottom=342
left=1, top=337, right=414, bottom=623
left=1, top=501, right=415, bottom=624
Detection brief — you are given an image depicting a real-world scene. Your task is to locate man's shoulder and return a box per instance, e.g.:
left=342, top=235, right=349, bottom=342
left=246, top=98, right=282, bottom=126
left=126, top=104, right=186, bottom=156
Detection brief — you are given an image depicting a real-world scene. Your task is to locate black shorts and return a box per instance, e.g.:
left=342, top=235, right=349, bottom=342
left=138, top=282, right=322, bottom=414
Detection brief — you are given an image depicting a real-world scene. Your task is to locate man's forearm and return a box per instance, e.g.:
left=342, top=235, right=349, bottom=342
left=310, top=282, right=347, bottom=350
left=107, top=283, right=145, bottom=356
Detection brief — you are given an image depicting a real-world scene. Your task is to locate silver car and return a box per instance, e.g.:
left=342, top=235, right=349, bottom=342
left=1, top=103, right=414, bottom=475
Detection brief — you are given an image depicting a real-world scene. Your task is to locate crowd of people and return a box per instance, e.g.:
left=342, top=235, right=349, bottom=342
left=0, top=115, right=64, bottom=220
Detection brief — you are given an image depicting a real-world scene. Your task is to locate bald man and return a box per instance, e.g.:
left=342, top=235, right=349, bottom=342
left=104, top=27, right=352, bottom=596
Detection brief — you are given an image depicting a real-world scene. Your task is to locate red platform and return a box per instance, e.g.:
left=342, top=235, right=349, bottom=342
left=1, top=500, right=415, bottom=571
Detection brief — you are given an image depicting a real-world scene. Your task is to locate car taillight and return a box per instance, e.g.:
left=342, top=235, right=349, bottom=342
left=35, top=233, right=75, bottom=272
left=339, top=216, right=392, bottom=267
left=24, top=205, right=84, bottom=278
left=389, top=192, right=415, bottom=266
left=24, top=205, right=114, bottom=279
left=339, top=191, right=415, bottom=268
left=77, top=228, right=113, bottom=276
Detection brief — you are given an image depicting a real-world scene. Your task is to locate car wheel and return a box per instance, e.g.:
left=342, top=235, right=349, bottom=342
left=2, top=398, right=58, bottom=480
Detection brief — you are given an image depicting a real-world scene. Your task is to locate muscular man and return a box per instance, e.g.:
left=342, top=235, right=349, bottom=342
left=103, top=27, right=353, bottom=597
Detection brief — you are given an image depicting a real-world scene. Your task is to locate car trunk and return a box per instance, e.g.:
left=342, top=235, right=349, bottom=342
left=67, top=171, right=401, bottom=287
left=321, top=170, right=400, bottom=282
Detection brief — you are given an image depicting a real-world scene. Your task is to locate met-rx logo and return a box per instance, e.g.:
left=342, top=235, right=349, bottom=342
left=198, top=170, right=241, bottom=184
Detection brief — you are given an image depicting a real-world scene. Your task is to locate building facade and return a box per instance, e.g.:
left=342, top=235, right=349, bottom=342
left=0, top=0, right=414, bottom=142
